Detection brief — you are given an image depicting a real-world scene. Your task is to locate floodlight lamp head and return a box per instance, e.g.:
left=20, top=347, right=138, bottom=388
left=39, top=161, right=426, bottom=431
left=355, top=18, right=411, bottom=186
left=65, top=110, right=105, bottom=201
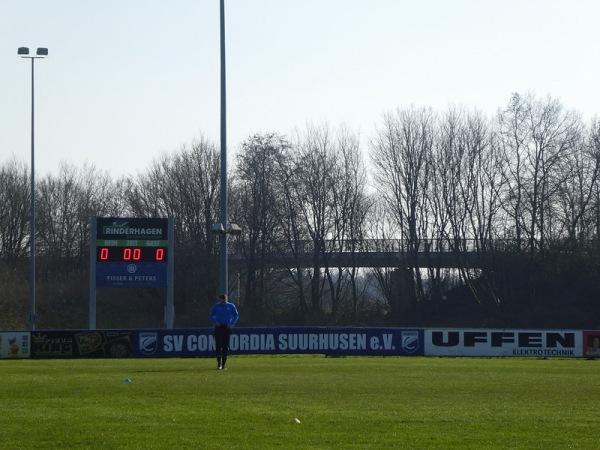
left=227, top=223, right=242, bottom=235
left=18, top=47, right=30, bottom=55
left=36, top=48, right=49, bottom=56
left=212, top=223, right=226, bottom=234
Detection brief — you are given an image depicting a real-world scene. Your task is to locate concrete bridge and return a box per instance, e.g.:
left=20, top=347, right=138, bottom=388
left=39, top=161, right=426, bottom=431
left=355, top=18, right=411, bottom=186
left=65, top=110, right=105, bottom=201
left=229, top=239, right=482, bottom=269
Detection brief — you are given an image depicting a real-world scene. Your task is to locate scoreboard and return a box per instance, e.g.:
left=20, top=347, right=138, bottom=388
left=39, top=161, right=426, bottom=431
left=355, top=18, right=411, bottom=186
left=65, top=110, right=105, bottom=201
left=94, top=217, right=170, bottom=288
left=90, top=217, right=175, bottom=329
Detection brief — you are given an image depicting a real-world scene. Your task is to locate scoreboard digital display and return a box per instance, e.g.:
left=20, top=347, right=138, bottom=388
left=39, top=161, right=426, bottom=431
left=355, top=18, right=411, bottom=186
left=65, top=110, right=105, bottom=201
left=97, top=246, right=166, bottom=262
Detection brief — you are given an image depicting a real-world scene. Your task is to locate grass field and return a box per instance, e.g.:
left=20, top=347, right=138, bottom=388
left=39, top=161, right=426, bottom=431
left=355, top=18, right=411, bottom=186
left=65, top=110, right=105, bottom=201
left=0, top=355, right=598, bottom=449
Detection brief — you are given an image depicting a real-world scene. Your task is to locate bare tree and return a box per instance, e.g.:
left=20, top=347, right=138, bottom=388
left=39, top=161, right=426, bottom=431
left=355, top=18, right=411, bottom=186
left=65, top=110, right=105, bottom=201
left=0, top=158, right=29, bottom=260
left=239, top=125, right=371, bottom=324
left=325, top=126, right=371, bottom=321
left=370, top=107, right=436, bottom=316
left=588, top=119, right=600, bottom=249
left=234, top=133, right=291, bottom=318
left=0, top=158, right=30, bottom=330
left=291, top=124, right=339, bottom=320
left=272, top=138, right=311, bottom=321
left=434, top=108, right=504, bottom=311
left=497, top=93, right=582, bottom=254
left=554, top=121, right=600, bottom=250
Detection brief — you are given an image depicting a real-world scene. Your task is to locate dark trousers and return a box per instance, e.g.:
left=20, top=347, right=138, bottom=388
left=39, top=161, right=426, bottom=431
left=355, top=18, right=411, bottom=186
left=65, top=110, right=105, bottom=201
left=214, top=325, right=231, bottom=366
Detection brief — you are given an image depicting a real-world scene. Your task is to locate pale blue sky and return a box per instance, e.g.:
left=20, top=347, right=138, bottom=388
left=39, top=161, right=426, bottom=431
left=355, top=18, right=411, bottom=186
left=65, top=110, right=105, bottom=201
left=2, top=1, right=599, bottom=177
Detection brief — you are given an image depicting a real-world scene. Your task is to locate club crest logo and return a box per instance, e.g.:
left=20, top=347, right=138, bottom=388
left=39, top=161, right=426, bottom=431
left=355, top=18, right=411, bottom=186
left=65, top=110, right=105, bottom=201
left=139, top=332, right=158, bottom=355
left=401, top=331, right=419, bottom=354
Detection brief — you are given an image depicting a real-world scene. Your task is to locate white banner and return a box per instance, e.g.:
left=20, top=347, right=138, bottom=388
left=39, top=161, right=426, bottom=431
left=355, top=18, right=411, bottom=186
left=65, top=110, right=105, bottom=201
left=425, top=329, right=582, bottom=357
left=0, top=332, right=30, bottom=359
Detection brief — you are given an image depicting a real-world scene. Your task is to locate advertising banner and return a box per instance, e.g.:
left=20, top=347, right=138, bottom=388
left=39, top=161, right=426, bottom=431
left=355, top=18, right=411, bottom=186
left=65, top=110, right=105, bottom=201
left=583, top=331, right=600, bottom=358
left=133, top=327, right=424, bottom=358
left=0, top=332, right=30, bottom=359
left=30, top=330, right=133, bottom=358
left=425, top=329, right=582, bottom=357
left=10, top=327, right=590, bottom=359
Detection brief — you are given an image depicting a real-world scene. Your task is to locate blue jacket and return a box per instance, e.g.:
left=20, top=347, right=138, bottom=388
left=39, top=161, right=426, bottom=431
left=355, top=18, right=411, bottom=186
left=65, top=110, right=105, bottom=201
left=209, top=301, right=239, bottom=326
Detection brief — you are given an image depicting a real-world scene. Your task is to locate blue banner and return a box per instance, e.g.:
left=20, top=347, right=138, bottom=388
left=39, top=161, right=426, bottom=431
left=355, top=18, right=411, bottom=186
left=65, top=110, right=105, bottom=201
left=132, top=327, right=423, bottom=357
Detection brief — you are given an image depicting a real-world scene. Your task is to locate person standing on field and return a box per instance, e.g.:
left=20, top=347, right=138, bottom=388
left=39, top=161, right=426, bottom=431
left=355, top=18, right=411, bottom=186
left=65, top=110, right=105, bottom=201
left=209, top=294, right=239, bottom=370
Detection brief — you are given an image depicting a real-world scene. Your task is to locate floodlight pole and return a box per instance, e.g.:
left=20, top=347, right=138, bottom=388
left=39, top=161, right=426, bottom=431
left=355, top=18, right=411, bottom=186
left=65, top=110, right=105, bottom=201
left=18, top=47, right=47, bottom=330
left=219, top=0, right=228, bottom=297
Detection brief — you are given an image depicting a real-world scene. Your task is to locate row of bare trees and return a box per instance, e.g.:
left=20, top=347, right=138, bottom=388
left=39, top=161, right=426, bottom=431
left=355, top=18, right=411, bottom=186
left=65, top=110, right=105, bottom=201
left=233, top=127, right=371, bottom=324
left=2, top=93, right=600, bottom=329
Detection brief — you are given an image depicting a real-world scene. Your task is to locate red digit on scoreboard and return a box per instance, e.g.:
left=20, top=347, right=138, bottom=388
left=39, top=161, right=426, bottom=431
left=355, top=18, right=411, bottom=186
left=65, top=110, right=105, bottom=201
left=100, top=247, right=109, bottom=260
left=133, top=248, right=141, bottom=260
left=156, top=248, right=164, bottom=261
left=123, top=248, right=131, bottom=260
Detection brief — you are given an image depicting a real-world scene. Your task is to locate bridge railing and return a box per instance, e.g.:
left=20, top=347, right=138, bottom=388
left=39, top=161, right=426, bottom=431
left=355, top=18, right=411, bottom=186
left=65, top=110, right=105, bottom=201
left=259, top=238, right=599, bottom=254
left=264, top=238, right=482, bottom=254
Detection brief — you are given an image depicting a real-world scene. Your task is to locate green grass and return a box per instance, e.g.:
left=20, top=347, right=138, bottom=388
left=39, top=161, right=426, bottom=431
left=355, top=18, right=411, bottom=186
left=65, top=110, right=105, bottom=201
left=0, top=356, right=598, bottom=449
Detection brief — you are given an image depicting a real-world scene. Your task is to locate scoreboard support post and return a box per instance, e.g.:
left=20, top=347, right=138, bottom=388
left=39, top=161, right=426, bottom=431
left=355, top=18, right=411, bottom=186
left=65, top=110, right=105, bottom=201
left=89, top=217, right=97, bottom=329
left=165, top=216, right=175, bottom=328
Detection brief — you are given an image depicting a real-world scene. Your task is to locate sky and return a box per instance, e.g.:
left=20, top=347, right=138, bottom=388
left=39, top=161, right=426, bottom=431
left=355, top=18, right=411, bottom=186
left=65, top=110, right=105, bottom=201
left=2, top=0, right=600, bottom=178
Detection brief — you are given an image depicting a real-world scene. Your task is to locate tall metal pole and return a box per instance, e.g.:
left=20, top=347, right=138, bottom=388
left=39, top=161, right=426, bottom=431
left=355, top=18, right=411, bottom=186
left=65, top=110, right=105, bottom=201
left=19, top=47, right=46, bottom=329
left=219, top=0, right=228, bottom=296
left=29, top=57, right=37, bottom=330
